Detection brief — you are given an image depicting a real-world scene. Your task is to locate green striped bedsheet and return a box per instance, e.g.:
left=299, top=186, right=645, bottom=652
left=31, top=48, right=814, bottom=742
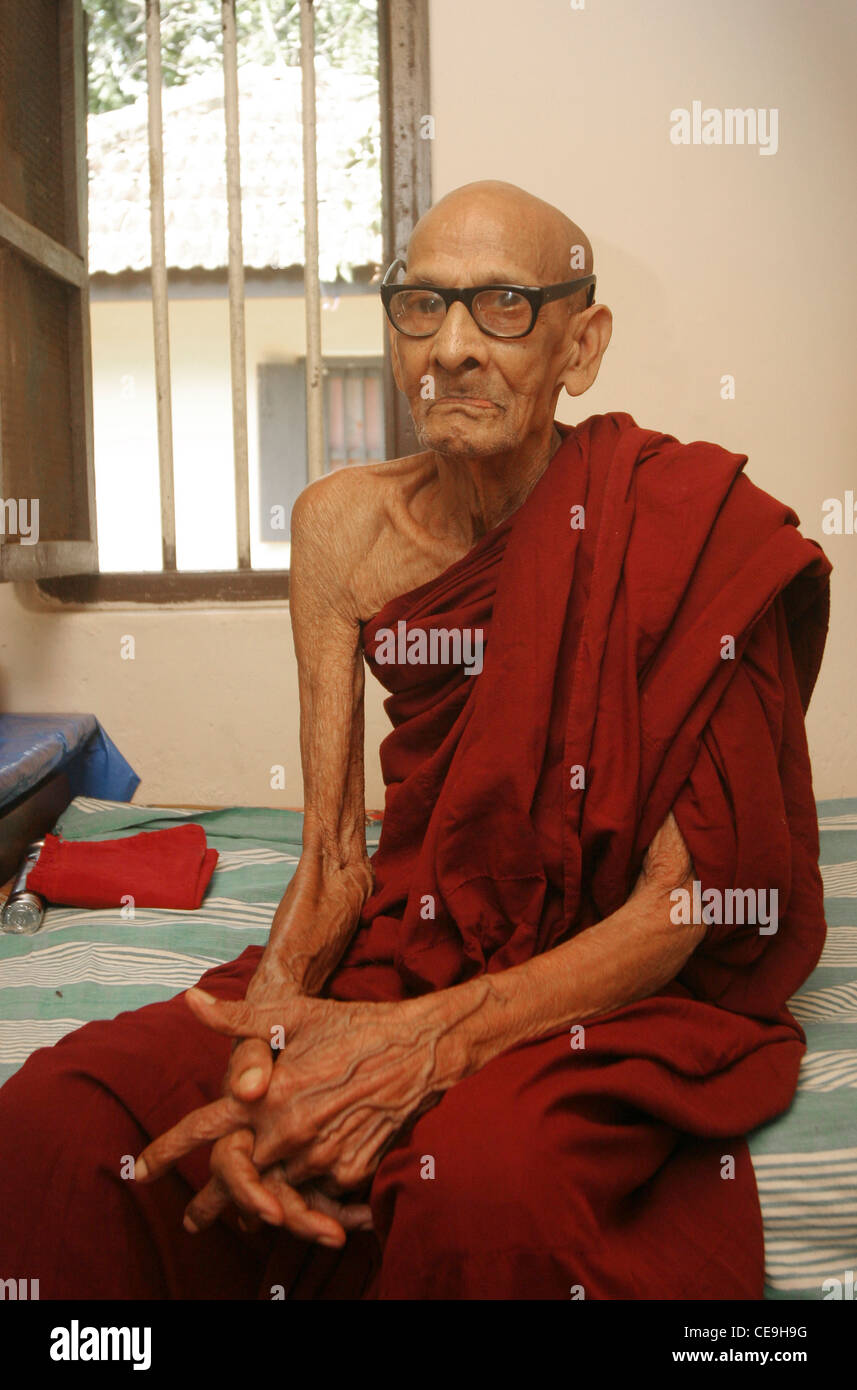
left=0, top=794, right=854, bottom=1301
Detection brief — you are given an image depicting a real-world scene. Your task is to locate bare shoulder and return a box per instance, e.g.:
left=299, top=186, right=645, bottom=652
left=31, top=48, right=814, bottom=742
left=290, top=454, right=439, bottom=622
left=292, top=454, right=429, bottom=539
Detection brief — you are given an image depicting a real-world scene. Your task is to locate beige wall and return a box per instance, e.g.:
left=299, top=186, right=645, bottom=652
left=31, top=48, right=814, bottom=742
left=1, top=0, right=854, bottom=808
left=427, top=0, right=857, bottom=799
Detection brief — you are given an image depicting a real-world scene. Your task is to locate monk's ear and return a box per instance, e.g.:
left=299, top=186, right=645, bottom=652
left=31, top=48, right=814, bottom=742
left=388, top=323, right=406, bottom=393
left=558, top=303, right=613, bottom=398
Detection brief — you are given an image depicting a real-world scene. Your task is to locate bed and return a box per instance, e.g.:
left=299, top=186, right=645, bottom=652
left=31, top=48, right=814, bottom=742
left=0, top=793, right=854, bottom=1300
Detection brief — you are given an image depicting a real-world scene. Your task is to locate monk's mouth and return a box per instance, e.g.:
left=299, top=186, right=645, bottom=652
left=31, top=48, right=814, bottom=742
left=432, top=397, right=497, bottom=410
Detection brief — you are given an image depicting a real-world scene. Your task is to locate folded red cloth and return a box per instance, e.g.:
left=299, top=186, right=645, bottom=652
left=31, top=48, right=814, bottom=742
left=27, top=824, right=218, bottom=910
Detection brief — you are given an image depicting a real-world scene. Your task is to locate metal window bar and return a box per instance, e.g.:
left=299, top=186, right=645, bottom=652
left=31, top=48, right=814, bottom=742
left=300, top=0, right=325, bottom=484
left=144, top=0, right=176, bottom=571
left=222, top=0, right=251, bottom=569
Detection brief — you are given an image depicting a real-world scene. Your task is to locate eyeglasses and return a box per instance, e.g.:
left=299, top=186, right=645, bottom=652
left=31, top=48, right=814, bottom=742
left=380, top=257, right=596, bottom=340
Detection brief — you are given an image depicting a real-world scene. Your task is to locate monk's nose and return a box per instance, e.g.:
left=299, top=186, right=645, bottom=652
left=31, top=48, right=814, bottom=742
left=429, top=301, right=490, bottom=371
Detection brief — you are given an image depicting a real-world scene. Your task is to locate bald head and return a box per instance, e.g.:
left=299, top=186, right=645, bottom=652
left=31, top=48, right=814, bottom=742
left=407, top=180, right=593, bottom=294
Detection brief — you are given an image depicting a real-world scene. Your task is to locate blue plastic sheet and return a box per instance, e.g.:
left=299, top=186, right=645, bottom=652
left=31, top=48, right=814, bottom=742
left=0, top=714, right=140, bottom=811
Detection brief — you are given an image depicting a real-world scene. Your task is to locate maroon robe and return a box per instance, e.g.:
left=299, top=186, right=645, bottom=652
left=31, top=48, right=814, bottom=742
left=0, top=412, right=831, bottom=1299
left=328, top=409, right=831, bottom=1296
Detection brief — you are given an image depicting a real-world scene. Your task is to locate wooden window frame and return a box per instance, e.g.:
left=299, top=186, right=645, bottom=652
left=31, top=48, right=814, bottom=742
left=0, top=0, right=97, bottom=583
left=37, top=0, right=431, bottom=608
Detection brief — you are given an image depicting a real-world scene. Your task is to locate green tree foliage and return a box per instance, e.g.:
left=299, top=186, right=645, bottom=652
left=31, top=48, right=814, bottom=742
left=84, top=0, right=378, bottom=114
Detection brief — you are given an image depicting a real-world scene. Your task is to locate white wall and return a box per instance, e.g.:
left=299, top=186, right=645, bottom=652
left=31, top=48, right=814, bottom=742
left=1, top=0, right=854, bottom=806
left=428, top=0, right=857, bottom=798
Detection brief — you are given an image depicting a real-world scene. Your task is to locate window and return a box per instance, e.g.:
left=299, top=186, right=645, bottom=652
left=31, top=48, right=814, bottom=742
left=324, top=360, right=385, bottom=471
left=258, top=355, right=384, bottom=564
left=2, top=0, right=430, bottom=603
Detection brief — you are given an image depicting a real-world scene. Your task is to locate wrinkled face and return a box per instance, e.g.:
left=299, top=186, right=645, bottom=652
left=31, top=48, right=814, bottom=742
left=390, top=198, right=581, bottom=458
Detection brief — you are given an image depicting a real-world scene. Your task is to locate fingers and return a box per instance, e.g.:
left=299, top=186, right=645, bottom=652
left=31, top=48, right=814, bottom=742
left=184, top=1175, right=236, bottom=1234
left=184, top=1131, right=283, bottom=1233
left=226, top=1035, right=275, bottom=1102
left=184, top=988, right=300, bottom=1047
left=303, top=1184, right=374, bottom=1232
left=135, top=1094, right=247, bottom=1183
left=254, top=1165, right=347, bottom=1248
left=181, top=1138, right=349, bottom=1249
left=185, top=988, right=270, bottom=1040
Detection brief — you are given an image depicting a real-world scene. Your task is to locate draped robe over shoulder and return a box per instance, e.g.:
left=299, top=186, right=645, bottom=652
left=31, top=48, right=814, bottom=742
left=331, top=411, right=829, bottom=1008
left=322, top=410, right=832, bottom=1297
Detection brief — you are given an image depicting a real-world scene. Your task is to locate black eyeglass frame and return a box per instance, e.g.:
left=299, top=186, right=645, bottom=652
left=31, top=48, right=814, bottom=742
left=379, top=257, right=597, bottom=339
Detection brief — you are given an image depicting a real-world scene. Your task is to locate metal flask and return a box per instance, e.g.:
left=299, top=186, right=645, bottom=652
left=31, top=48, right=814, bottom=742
left=1, top=839, right=46, bottom=934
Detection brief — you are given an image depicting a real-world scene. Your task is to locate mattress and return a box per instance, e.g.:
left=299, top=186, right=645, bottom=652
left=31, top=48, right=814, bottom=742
left=0, top=794, right=854, bottom=1300
left=0, top=715, right=139, bottom=811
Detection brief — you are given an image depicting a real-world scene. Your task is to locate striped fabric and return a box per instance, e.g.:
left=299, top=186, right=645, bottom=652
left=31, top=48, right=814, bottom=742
left=747, top=797, right=857, bottom=1300
left=0, top=803, right=333, bottom=1070
left=0, top=795, right=854, bottom=1299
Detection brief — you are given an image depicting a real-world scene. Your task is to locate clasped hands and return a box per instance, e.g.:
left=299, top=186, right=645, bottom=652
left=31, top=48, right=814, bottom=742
left=134, top=981, right=445, bottom=1250
left=135, top=812, right=694, bottom=1251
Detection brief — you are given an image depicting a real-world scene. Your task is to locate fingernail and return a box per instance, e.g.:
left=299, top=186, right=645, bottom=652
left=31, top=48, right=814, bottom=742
left=318, top=1235, right=343, bottom=1249
left=183, top=1214, right=199, bottom=1234
left=259, top=1211, right=281, bottom=1227
left=135, top=1157, right=148, bottom=1180
left=239, top=1067, right=264, bottom=1091
left=188, top=988, right=216, bottom=1004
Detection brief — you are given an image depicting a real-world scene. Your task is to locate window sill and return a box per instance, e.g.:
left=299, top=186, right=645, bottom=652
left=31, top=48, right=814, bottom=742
left=36, top=570, right=291, bottom=607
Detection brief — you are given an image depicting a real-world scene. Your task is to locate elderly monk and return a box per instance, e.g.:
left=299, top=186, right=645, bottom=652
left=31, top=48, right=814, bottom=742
left=0, top=181, right=831, bottom=1300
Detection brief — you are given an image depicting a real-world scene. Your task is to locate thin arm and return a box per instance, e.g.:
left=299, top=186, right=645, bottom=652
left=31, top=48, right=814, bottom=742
left=412, top=814, right=705, bottom=1084
left=259, top=477, right=373, bottom=995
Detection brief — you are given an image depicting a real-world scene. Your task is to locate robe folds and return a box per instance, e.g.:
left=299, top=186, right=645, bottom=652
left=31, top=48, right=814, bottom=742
left=0, top=411, right=832, bottom=1302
